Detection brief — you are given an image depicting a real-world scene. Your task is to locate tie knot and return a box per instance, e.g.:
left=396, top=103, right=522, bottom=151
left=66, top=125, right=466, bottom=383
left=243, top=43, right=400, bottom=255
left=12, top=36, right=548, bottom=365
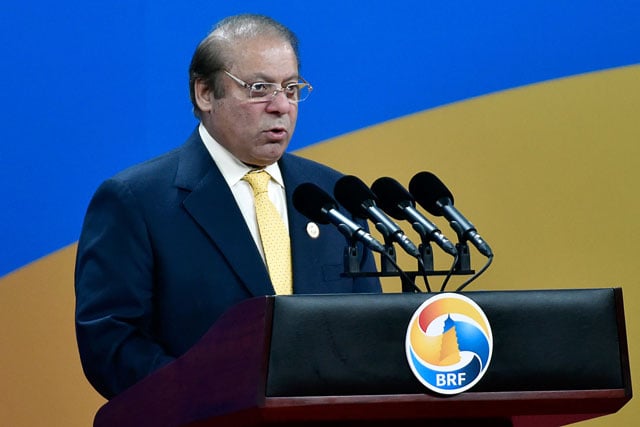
left=243, top=170, right=271, bottom=194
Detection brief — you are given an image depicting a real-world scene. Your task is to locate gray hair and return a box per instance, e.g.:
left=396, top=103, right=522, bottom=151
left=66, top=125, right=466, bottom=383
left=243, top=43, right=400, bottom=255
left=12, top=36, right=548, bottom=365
left=188, top=14, right=300, bottom=118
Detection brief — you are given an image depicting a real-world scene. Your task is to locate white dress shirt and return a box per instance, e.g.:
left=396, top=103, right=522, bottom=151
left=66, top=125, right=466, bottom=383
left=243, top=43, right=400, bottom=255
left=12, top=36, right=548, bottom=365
left=198, top=123, right=289, bottom=262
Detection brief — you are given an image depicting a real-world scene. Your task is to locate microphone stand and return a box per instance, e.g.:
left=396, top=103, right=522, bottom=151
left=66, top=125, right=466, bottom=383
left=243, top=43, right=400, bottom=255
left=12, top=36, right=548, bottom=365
left=418, top=241, right=434, bottom=272
left=454, top=241, right=472, bottom=272
left=380, top=242, right=398, bottom=274
left=343, top=242, right=361, bottom=274
left=342, top=240, right=475, bottom=293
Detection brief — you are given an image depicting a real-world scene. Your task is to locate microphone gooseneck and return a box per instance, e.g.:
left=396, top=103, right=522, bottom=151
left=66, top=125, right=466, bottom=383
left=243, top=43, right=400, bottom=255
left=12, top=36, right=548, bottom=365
left=334, top=175, right=421, bottom=258
left=293, top=183, right=386, bottom=253
left=409, top=172, right=493, bottom=258
left=371, top=176, right=457, bottom=257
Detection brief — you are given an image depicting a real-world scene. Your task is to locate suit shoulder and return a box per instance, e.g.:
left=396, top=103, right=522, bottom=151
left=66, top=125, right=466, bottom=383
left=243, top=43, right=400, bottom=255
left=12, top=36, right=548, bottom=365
left=280, top=153, right=344, bottom=182
left=112, top=146, right=181, bottom=183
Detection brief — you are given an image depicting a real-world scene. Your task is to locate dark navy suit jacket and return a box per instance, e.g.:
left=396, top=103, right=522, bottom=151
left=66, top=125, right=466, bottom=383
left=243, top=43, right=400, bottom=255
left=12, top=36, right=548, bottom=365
left=75, top=129, right=380, bottom=398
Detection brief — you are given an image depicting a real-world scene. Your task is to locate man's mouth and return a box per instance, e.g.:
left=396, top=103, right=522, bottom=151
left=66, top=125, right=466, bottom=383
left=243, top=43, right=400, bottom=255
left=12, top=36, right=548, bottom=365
left=264, top=127, right=288, bottom=140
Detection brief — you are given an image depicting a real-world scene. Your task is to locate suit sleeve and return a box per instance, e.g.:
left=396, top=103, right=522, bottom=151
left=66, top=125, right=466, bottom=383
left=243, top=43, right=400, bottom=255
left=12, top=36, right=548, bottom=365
left=75, top=178, right=174, bottom=399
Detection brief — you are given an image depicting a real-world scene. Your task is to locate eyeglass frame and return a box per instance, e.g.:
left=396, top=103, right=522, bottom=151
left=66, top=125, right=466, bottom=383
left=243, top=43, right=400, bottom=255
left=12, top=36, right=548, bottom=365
left=222, top=70, right=313, bottom=103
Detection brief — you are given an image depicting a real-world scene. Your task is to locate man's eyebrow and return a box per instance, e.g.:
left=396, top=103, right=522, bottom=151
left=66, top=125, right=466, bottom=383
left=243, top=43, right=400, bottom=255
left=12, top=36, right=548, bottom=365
left=249, top=72, right=300, bottom=83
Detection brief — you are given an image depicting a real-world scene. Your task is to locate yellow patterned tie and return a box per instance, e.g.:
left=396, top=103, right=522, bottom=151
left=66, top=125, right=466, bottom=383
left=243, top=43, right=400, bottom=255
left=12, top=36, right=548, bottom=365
left=243, top=170, right=293, bottom=295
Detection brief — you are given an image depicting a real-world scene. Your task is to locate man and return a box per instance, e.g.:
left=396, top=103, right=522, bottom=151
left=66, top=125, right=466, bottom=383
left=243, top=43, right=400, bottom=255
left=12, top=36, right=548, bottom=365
left=75, top=14, right=380, bottom=399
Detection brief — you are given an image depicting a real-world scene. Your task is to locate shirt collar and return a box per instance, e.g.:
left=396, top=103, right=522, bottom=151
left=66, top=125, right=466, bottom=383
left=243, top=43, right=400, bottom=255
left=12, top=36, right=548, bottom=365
left=198, top=123, right=285, bottom=189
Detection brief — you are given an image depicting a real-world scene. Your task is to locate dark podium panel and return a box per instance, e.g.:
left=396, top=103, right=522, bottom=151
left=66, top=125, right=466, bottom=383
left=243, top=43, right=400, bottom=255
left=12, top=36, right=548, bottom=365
left=94, top=289, right=632, bottom=427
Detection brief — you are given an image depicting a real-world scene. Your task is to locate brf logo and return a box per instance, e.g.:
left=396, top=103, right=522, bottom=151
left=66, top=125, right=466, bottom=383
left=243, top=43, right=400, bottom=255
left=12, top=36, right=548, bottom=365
left=405, top=293, right=493, bottom=395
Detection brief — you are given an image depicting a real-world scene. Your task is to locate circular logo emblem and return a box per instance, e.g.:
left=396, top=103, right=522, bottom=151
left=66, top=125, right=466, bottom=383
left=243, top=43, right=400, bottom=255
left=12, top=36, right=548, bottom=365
left=405, top=293, right=493, bottom=395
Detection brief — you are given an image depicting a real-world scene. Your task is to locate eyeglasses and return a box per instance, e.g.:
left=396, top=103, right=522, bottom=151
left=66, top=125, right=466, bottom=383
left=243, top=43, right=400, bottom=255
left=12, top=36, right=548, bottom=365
left=223, top=70, right=313, bottom=103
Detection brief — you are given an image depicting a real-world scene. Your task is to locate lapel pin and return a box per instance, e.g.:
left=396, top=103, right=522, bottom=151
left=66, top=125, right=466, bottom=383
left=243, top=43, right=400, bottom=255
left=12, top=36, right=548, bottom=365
left=306, top=222, right=320, bottom=239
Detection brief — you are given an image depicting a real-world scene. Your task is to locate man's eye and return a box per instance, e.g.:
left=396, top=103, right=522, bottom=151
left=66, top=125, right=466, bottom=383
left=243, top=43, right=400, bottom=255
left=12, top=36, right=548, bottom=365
left=284, top=84, right=299, bottom=98
left=250, top=83, right=271, bottom=96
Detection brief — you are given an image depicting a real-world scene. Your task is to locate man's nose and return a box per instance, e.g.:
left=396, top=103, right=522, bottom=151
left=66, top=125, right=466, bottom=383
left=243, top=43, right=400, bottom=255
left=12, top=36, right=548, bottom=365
left=266, top=90, right=293, bottom=113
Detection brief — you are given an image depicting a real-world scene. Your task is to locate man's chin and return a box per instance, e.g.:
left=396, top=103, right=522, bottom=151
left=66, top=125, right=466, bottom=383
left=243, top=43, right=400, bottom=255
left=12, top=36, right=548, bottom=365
left=250, top=145, right=288, bottom=166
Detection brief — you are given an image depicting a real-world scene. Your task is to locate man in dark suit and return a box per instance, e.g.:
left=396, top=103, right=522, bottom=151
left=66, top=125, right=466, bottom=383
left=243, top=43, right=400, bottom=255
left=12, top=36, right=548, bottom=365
left=75, top=14, right=380, bottom=399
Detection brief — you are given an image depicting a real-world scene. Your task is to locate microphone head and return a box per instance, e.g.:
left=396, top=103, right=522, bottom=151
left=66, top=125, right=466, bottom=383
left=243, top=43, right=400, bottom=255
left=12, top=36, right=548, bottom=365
left=370, top=177, right=415, bottom=220
left=408, top=171, right=454, bottom=216
left=334, top=175, right=378, bottom=218
left=292, top=183, right=336, bottom=224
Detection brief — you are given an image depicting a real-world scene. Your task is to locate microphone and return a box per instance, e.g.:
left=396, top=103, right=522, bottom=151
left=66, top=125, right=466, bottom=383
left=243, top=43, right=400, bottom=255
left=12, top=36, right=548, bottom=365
left=292, top=183, right=386, bottom=253
left=371, top=177, right=458, bottom=256
left=409, top=172, right=493, bottom=257
left=334, top=175, right=420, bottom=258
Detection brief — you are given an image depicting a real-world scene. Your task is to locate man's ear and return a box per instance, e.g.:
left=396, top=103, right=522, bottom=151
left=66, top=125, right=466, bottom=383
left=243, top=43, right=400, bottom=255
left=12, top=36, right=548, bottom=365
left=194, top=78, right=213, bottom=113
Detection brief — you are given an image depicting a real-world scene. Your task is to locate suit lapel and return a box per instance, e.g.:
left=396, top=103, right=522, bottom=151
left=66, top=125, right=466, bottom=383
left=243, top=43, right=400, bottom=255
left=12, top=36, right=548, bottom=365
left=176, top=130, right=273, bottom=297
left=280, top=154, right=324, bottom=293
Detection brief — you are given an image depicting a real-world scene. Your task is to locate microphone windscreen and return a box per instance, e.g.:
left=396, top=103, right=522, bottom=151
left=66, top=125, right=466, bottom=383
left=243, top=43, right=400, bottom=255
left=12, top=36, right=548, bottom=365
left=370, top=177, right=415, bottom=220
left=334, top=175, right=377, bottom=218
left=292, top=183, right=335, bottom=224
left=409, top=172, right=454, bottom=216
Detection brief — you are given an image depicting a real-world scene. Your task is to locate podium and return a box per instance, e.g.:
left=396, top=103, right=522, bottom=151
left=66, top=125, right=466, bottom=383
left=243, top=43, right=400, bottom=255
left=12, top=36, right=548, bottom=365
left=94, top=288, right=632, bottom=427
